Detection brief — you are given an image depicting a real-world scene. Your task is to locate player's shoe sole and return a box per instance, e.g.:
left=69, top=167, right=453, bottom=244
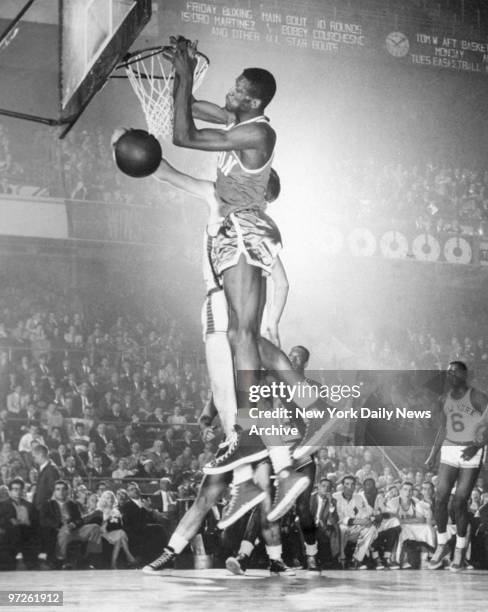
left=267, top=474, right=310, bottom=522
left=205, top=448, right=269, bottom=474
left=292, top=417, right=343, bottom=461
left=226, top=557, right=246, bottom=575
left=427, top=543, right=451, bottom=570
left=218, top=490, right=266, bottom=530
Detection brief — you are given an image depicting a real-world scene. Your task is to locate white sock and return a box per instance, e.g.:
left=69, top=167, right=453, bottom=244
left=437, top=532, right=449, bottom=546
left=266, top=545, right=282, bottom=561
left=233, top=464, right=253, bottom=484
left=305, top=542, right=318, bottom=556
left=239, top=540, right=254, bottom=557
left=168, top=533, right=189, bottom=555
left=456, top=536, right=467, bottom=549
left=269, top=446, right=291, bottom=473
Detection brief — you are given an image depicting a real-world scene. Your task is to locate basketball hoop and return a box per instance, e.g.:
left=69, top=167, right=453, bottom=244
left=117, top=45, right=209, bottom=141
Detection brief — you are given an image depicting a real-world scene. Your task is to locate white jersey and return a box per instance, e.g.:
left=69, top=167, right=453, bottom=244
left=444, top=388, right=483, bottom=443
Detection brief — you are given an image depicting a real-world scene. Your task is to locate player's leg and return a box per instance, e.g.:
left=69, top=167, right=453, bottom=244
left=259, top=337, right=348, bottom=456
left=428, top=460, right=459, bottom=569
left=202, top=290, right=237, bottom=440
left=254, top=460, right=295, bottom=575
left=225, top=506, right=261, bottom=574
left=295, top=461, right=320, bottom=571
left=142, top=473, right=228, bottom=573
left=224, top=253, right=263, bottom=409
left=449, top=465, right=481, bottom=571
left=205, top=333, right=236, bottom=439
left=202, top=288, right=267, bottom=518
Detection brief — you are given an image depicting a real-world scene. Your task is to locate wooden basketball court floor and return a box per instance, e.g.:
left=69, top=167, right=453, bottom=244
left=2, top=568, right=487, bottom=611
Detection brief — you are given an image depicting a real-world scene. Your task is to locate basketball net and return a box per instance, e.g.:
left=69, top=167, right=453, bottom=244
left=125, top=48, right=209, bottom=141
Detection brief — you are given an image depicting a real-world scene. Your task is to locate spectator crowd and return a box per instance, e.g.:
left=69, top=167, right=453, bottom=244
left=0, top=276, right=487, bottom=572
left=3, top=120, right=488, bottom=236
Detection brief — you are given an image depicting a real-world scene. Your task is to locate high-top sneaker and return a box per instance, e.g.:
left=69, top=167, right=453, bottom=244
left=204, top=427, right=268, bottom=475
left=218, top=479, right=266, bottom=530
left=142, top=548, right=176, bottom=574
left=226, top=553, right=250, bottom=575
left=449, top=548, right=465, bottom=572
left=427, top=542, right=451, bottom=570
left=306, top=555, right=320, bottom=571
left=267, top=470, right=310, bottom=522
left=269, top=559, right=296, bottom=576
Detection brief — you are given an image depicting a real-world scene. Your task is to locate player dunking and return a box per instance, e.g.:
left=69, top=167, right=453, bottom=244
left=127, top=153, right=298, bottom=575
left=170, top=36, right=312, bottom=518
left=425, top=361, right=488, bottom=571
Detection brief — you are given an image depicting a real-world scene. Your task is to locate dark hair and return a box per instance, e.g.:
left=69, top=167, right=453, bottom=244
left=32, top=444, right=48, bottom=458
left=319, top=477, right=332, bottom=486
left=8, top=477, right=25, bottom=490
left=292, top=345, right=310, bottom=363
left=342, top=475, right=356, bottom=485
left=54, top=479, right=68, bottom=489
left=449, top=360, right=467, bottom=371
left=242, top=68, right=276, bottom=109
left=402, top=481, right=414, bottom=488
left=363, top=477, right=376, bottom=487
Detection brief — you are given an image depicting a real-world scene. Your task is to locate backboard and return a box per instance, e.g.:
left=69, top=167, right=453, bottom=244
left=0, top=0, right=152, bottom=137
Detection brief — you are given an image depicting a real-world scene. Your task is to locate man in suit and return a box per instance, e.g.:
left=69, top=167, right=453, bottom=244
left=116, top=425, right=137, bottom=458
left=77, top=357, right=92, bottom=381
left=56, top=358, right=74, bottom=386
left=86, top=455, right=108, bottom=479
left=31, top=444, right=61, bottom=561
left=144, top=439, right=167, bottom=475
left=0, top=477, right=41, bottom=569
left=32, top=444, right=60, bottom=511
left=35, top=354, right=51, bottom=382
left=120, top=482, right=168, bottom=564
left=101, top=441, right=118, bottom=472
left=310, top=477, right=340, bottom=567
left=150, top=477, right=178, bottom=532
left=40, top=480, right=101, bottom=569
left=90, top=422, right=111, bottom=453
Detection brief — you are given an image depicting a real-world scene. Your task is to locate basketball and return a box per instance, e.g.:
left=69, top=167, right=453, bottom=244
left=265, top=167, right=280, bottom=203
left=114, top=128, right=162, bottom=178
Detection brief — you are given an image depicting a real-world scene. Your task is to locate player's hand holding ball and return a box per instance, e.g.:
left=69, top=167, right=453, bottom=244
left=111, top=127, right=129, bottom=149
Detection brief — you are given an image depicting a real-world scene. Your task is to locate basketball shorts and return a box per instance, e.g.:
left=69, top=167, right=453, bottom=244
left=211, top=209, right=282, bottom=277
left=440, top=443, right=485, bottom=469
left=201, top=288, right=228, bottom=341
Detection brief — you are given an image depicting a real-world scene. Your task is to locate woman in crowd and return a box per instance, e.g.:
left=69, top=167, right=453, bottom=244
left=97, top=490, right=137, bottom=569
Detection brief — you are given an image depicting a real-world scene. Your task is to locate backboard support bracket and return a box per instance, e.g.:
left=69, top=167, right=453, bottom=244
left=0, top=0, right=152, bottom=138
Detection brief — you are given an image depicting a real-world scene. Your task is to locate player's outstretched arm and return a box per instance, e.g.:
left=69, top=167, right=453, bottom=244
left=265, top=256, right=289, bottom=347
left=152, top=158, right=214, bottom=202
